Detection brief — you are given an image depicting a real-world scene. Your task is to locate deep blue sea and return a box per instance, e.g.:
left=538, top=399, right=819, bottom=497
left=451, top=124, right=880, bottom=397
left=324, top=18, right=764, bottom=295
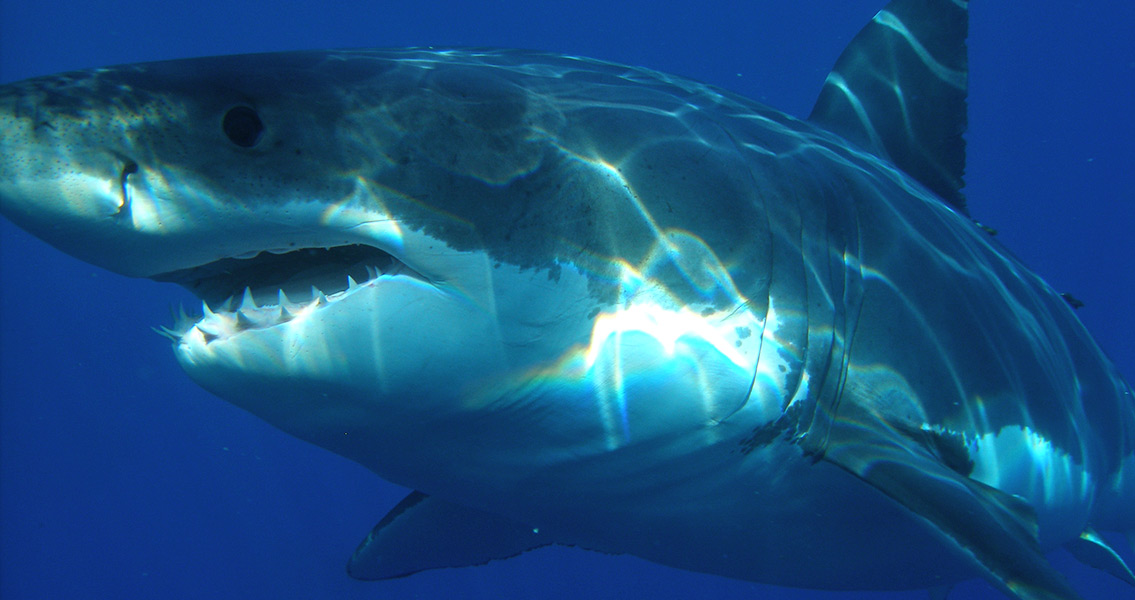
left=1, top=1, right=1132, bottom=599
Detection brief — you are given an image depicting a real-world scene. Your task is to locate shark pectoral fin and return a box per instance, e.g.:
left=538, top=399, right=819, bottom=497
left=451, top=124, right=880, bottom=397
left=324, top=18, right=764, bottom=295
left=347, top=491, right=551, bottom=580
left=1063, top=527, right=1135, bottom=586
left=819, top=405, right=1081, bottom=600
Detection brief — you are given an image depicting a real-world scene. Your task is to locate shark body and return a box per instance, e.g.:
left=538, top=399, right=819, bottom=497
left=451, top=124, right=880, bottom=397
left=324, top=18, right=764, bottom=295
left=1, top=1, right=1132, bottom=598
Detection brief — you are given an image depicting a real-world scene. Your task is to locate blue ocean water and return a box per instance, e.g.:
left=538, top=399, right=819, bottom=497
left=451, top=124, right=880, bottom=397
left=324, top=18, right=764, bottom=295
left=0, top=1, right=1131, bottom=599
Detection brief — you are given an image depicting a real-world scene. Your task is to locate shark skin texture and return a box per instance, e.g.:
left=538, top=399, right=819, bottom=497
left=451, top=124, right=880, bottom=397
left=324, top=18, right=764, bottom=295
left=0, top=1, right=1131, bottom=598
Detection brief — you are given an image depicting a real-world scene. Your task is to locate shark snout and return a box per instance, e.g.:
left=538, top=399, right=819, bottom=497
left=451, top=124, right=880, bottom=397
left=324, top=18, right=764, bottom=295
left=0, top=106, right=153, bottom=273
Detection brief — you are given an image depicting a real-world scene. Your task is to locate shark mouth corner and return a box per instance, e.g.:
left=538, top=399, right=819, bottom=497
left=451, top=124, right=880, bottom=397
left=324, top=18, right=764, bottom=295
left=153, top=243, right=427, bottom=343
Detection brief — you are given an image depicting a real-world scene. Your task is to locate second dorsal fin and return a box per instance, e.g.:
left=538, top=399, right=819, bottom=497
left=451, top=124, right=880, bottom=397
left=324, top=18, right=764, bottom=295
left=809, top=0, right=969, bottom=213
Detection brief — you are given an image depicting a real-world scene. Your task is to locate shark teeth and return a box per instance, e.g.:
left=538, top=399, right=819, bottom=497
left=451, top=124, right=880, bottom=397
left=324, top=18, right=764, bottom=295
left=159, top=264, right=393, bottom=344
left=239, top=287, right=256, bottom=311
left=152, top=325, right=181, bottom=342
left=234, top=310, right=256, bottom=331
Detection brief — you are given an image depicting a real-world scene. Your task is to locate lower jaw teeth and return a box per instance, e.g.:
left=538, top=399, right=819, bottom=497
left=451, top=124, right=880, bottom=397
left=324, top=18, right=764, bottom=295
left=161, top=269, right=384, bottom=343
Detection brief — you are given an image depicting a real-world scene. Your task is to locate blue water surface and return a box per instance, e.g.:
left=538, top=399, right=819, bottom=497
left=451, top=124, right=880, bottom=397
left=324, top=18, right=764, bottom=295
left=1, top=1, right=1132, bottom=599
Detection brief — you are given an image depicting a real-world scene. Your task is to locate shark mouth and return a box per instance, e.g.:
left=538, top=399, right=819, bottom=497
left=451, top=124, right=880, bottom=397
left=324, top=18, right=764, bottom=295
left=153, top=243, right=425, bottom=342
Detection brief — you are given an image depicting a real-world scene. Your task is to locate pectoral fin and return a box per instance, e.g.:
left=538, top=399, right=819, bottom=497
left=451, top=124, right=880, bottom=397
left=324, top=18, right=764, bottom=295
left=818, top=403, right=1081, bottom=600
left=348, top=491, right=551, bottom=580
left=1063, top=527, right=1135, bottom=586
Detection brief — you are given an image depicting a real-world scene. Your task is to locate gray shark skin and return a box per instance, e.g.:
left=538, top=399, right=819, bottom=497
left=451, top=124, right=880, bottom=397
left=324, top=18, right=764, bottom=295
left=0, top=0, right=1132, bottom=598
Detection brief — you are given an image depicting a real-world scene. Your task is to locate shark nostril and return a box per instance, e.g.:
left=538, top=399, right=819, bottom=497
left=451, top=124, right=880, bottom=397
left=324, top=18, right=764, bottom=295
left=116, top=160, right=138, bottom=217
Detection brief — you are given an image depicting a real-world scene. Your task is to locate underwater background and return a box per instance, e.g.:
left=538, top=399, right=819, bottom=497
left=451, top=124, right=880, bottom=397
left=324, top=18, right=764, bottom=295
left=1, top=1, right=1132, bottom=598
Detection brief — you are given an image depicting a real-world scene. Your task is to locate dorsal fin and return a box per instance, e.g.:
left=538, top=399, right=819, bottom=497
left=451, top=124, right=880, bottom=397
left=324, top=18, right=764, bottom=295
left=809, top=0, right=969, bottom=213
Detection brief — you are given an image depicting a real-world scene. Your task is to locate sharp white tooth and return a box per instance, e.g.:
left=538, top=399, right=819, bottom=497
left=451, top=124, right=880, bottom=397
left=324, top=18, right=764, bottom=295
left=366, top=265, right=379, bottom=279
left=347, top=275, right=358, bottom=289
left=219, top=295, right=235, bottom=312
left=197, top=326, right=220, bottom=344
left=278, top=305, right=294, bottom=322
left=174, top=303, right=192, bottom=330
left=152, top=326, right=180, bottom=341
left=311, top=285, right=328, bottom=305
left=235, top=310, right=255, bottom=330
left=241, top=287, right=256, bottom=310
left=202, top=300, right=216, bottom=319
left=277, top=289, right=292, bottom=308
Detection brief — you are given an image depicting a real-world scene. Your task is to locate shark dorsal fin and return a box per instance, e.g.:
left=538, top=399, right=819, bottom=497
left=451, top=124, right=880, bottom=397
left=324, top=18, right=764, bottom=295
left=809, top=0, right=969, bottom=213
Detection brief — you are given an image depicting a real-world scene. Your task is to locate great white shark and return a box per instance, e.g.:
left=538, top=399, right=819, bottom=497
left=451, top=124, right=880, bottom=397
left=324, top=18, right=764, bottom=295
left=0, top=0, right=1132, bottom=598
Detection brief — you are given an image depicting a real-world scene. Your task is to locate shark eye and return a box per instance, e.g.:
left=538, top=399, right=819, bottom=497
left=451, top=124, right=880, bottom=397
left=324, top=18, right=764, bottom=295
left=222, top=105, right=264, bottom=148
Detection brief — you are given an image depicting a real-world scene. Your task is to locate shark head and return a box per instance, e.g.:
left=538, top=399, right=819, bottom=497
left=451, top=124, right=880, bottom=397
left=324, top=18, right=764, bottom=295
left=1, top=49, right=788, bottom=497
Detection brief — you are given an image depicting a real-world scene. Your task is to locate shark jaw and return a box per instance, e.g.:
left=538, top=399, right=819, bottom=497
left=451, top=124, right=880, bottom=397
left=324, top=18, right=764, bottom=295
left=155, top=242, right=431, bottom=345
left=159, top=227, right=528, bottom=487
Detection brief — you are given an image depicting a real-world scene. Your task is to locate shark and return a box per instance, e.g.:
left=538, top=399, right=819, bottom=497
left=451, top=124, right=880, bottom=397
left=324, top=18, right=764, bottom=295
left=0, top=0, right=1132, bottom=598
